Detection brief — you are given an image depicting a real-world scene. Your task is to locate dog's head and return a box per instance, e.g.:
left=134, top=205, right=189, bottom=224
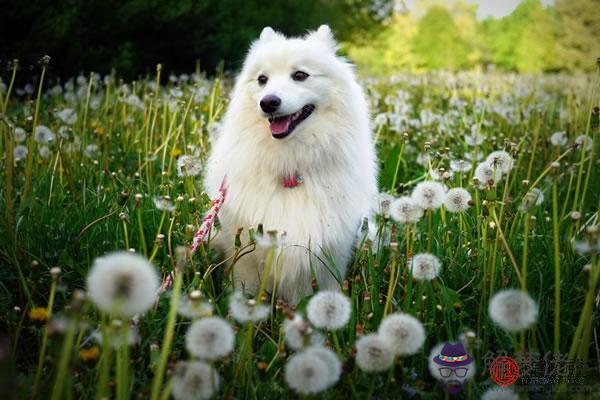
left=233, top=25, right=356, bottom=141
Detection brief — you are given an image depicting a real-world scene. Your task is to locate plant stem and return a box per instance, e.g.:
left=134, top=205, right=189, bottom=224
left=150, top=269, right=183, bottom=400
left=552, top=180, right=561, bottom=353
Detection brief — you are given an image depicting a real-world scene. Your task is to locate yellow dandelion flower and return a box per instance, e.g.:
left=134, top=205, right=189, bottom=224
left=170, top=148, right=182, bottom=158
left=29, top=307, right=49, bottom=322
left=79, top=347, right=100, bottom=362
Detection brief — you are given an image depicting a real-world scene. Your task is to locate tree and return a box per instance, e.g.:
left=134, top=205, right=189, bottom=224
left=553, top=0, right=600, bottom=71
left=411, top=6, right=469, bottom=71
left=483, top=0, right=555, bottom=72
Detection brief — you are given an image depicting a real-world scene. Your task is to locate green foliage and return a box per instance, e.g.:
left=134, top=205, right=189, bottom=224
left=553, top=0, right=600, bottom=71
left=412, top=6, right=469, bottom=71
left=347, top=0, right=599, bottom=73
left=0, top=0, right=392, bottom=78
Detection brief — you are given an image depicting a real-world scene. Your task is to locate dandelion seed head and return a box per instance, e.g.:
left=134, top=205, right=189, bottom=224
left=124, top=94, right=143, bottom=109
left=178, top=294, right=213, bottom=319
left=172, top=361, right=220, bottom=400
left=450, top=159, right=471, bottom=173
left=229, top=291, right=270, bottom=323
left=304, top=345, right=341, bottom=385
left=56, top=108, right=78, bottom=125
left=574, top=135, right=592, bottom=152
left=464, top=130, right=485, bottom=146
left=409, top=253, right=441, bottom=281
left=177, top=155, right=202, bottom=177
left=355, top=333, right=394, bottom=372
left=14, top=127, right=26, bottom=142
left=92, top=324, right=140, bottom=348
left=13, top=145, right=28, bottom=161
left=474, top=162, right=502, bottom=187
left=390, top=196, right=424, bottom=224
left=283, top=315, right=323, bottom=350
left=489, top=289, right=538, bottom=332
left=38, top=145, right=51, bottom=160
left=550, top=131, right=567, bottom=147
left=443, top=188, right=472, bottom=213
left=87, top=252, right=159, bottom=317
left=284, top=347, right=337, bottom=395
left=153, top=196, right=175, bottom=212
left=411, top=181, right=446, bottom=210
left=378, top=312, right=425, bottom=356
left=306, top=290, right=351, bottom=330
left=486, top=151, right=513, bottom=174
left=375, top=193, right=394, bottom=218
left=519, top=188, right=544, bottom=213
left=185, top=317, right=234, bottom=360
left=34, top=125, right=55, bottom=144
left=416, top=152, right=433, bottom=167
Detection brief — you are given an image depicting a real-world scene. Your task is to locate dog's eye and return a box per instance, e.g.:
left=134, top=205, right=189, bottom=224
left=291, top=71, right=309, bottom=82
left=257, top=75, right=268, bottom=85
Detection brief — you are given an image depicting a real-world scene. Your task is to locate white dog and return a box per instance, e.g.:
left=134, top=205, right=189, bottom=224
left=204, top=25, right=377, bottom=304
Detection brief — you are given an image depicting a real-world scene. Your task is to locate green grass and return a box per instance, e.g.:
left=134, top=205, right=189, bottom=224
left=1, top=64, right=599, bottom=399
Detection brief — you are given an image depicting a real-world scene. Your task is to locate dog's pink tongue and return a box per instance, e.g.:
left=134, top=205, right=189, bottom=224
left=270, top=116, right=291, bottom=135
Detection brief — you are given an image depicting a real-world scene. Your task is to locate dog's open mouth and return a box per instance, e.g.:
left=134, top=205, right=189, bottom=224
left=268, top=105, right=315, bottom=139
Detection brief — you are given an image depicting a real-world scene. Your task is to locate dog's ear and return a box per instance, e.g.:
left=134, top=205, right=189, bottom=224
left=259, top=27, right=279, bottom=42
left=306, top=25, right=338, bottom=52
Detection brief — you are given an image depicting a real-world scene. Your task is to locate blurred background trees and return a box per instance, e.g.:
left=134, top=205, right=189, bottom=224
left=0, top=0, right=598, bottom=79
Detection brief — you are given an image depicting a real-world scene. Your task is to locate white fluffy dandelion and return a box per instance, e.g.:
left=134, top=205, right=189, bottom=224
left=14, top=127, right=26, bottom=142
left=375, top=193, right=394, bottom=218
left=464, top=130, right=485, bottom=146
left=34, top=125, right=55, bottom=143
left=153, top=196, right=175, bottom=212
left=172, top=361, right=220, bottom=400
left=486, top=151, right=513, bottom=174
left=408, top=253, right=441, bottom=281
left=574, top=135, right=592, bottom=152
left=178, top=291, right=213, bottom=319
left=550, top=131, right=567, bottom=147
left=87, top=252, right=159, bottom=317
left=390, top=196, right=424, bottom=224
left=411, top=181, right=446, bottom=210
left=450, top=159, right=472, bottom=173
left=124, top=94, right=143, bottom=109
left=38, top=145, right=51, bottom=160
left=185, top=317, right=234, bottom=360
left=474, top=162, right=502, bottom=187
left=92, top=323, right=140, bottom=348
left=443, top=188, right=472, bottom=213
left=304, top=345, right=341, bottom=385
left=13, top=145, right=28, bottom=162
left=355, top=333, right=394, bottom=372
left=481, top=387, right=519, bottom=400
left=229, top=291, right=270, bottom=323
left=378, top=312, right=425, bottom=356
left=177, top=155, right=202, bottom=177
left=283, top=315, right=323, bottom=350
left=284, top=347, right=337, bottom=395
left=306, top=290, right=351, bottom=331
left=519, top=188, right=544, bottom=213
left=56, top=108, right=78, bottom=125
left=489, top=289, right=538, bottom=332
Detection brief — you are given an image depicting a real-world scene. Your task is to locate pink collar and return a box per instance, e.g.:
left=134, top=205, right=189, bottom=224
left=282, top=173, right=304, bottom=188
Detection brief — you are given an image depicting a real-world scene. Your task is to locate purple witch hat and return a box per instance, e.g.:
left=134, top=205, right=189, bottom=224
left=432, top=343, right=474, bottom=367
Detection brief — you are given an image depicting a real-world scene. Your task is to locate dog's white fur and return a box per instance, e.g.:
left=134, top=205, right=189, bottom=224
left=204, top=25, right=377, bottom=304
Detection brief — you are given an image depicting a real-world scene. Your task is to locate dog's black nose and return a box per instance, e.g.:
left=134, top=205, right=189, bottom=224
left=260, top=95, right=281, bottom=113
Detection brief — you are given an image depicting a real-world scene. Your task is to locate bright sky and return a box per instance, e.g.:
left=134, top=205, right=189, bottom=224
left=403, top=0, right=556, bottom=19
